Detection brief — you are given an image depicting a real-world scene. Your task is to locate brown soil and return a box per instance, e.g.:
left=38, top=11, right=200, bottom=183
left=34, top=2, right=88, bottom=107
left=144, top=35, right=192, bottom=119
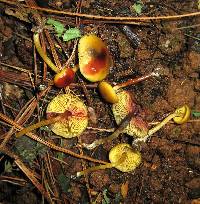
left=0, top=0, right=200, bottom=204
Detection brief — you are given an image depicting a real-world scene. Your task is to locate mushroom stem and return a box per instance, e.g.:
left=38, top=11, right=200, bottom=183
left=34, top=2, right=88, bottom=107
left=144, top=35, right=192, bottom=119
left=16, top=116, right=60, bottom=138
left=83, top=113, right=133, bottom=150
left=134, top=105, right=191, bottom=143
left=99, top=71, right=159, bottom=104
left=77, top=163, right=114, bottom=177
left=33, top=33, right=60, bottom=73
left=16, top=109, right=73, bottom=138
left=114, top=72, right=157, bottom=90
left=148, top=113, right=177, bottom=136
left=77, top=152, right=126, bottom=177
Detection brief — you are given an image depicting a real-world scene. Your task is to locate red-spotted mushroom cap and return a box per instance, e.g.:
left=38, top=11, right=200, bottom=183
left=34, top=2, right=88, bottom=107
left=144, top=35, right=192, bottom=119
left=112, top=90, right=148, bottom=138
left=78, top=34, right=112, bottom=82
left=46, top=93, right=88, bottom=138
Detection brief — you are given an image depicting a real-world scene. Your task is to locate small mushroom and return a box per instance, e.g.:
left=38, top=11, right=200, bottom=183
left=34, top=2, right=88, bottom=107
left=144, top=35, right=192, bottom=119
left=99, top=71, right=159, bottom=104
left=77, top=143, right=141, bottom=176
left=83, top=91, right=148, bottom=150
left=134, top=105, right=191, bottom=143
left=112, top=90, right=148, bottom=138
left=34, top=33, right=77, bottom=88
left=54, top=66, right=78, bottom=88
left=148, top=105, right=191, bottom=136
left=78, top=34, right=112, bottom=82
left=16, top=93, right=88, bottom=138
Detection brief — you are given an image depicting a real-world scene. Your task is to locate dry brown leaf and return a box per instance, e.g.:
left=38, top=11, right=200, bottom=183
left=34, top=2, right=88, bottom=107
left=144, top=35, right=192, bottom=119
left=121, top=180, right=129, bottom=199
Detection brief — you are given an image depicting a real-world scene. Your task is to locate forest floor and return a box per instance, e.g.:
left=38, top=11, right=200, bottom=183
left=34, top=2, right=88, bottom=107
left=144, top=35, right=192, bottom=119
left=0, top=0, right=200, bottom=203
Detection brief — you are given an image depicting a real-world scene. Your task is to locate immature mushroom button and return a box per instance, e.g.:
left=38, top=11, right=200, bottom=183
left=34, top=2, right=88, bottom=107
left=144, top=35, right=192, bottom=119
left=54, top=67, right=76, bottom=88
left=78, top=34, right=112, bottom=82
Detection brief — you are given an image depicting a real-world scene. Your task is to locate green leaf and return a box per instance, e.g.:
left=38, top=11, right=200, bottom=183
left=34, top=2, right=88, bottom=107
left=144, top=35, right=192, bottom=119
left=58, top=172, right=70, bottom=193
left=4, top=161, right=13, bottom=173
left=62, top=28, right=81, bottom=42
left=47, top=18, right=65, bottom=37
left=192, top=110, right=200, bottom=117
left=131, top=1, right=143, bottom=15
left=102, top=189, right=110, bottom=204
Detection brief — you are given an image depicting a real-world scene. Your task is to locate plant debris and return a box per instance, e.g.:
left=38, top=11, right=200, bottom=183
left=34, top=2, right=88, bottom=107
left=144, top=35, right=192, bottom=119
left=0, top=0, right=200, bottom=203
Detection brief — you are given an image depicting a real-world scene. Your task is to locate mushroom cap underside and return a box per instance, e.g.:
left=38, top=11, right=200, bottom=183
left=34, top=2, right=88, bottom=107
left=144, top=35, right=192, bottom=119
left=112, top=90, right=148, bottom=138
left=109, top=143, right=142, bottom=172
left=46, top=93, right=88, bottom=138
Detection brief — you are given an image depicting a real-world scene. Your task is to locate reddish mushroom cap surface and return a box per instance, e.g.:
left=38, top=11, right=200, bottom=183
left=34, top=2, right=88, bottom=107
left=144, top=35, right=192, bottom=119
left=112, top=90, right=148, bottom=138
left=78, top=34, right=112, bottom=82
left=46, top=93, right=88, bottom=138
left=54, top=68, right=75, bottom=88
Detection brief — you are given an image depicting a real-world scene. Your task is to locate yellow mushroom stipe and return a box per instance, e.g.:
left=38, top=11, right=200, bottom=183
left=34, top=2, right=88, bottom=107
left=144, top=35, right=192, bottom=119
left=77, top=143, right=141, bottom=176
left=109, top=143, right=141, bottom=172
left=148, top=105, right=191, bottom=137
left=33, top=33, right=60, bottom=73
left=112, top=90, right=148, bottom=138
left=16, top=117, right=60, bottom=138
left=173, top=105, right=191, bottom=124
left=78, top=34, right=111, bottom=82
left=98, top=81, right=119, bottom=103
left=46, top=93, right=88, bottom=138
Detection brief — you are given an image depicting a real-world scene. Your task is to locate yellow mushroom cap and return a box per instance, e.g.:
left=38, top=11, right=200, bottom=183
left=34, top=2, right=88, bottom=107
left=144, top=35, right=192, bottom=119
left=109, top=143, right=141, bottom=172
left=112, top=90, right=148, bottom=138
left=46, top=93, right=88, bottom=138
left=98, top=81, right=119, bottom=103
left=78, top=34, right=112, bottom=82
left=173, top=105, right=191, bottom=124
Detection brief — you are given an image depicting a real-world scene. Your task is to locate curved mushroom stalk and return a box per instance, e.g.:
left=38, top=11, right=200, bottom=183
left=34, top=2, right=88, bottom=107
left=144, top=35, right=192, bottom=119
left=77, top=143, right=141, bottom=176
left=16, top=93, right=88, bottom=139
left=33, top=33, right=60, bottom=73
left=134, top=105, right=191, bottom=144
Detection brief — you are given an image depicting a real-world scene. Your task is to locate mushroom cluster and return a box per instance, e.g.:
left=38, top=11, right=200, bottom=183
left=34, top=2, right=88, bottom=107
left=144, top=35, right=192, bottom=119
left=30, top=31, right=192, bottom=177
left=34, top=33, right=112, bottom=88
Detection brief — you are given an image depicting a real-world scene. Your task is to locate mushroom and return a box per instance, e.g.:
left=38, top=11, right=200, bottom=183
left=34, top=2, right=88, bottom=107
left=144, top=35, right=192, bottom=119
left=148, top=105, right=190, bottom=135
left=99, top=71, right=159, bottom=103
left=134, top=105, right=191, bottom=143
left=16, top=93, right=88, bottom=138
left=34, top=33, right=76, bottom=88
left=78, top=34, right=112, bottom=82
left=112, top=90, right=148, bottom=138
left=53, top=66, right=78, bottom=88
left=83, top=91, right=148, bottom=150
left=77, top=143, right=141, bottom=176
